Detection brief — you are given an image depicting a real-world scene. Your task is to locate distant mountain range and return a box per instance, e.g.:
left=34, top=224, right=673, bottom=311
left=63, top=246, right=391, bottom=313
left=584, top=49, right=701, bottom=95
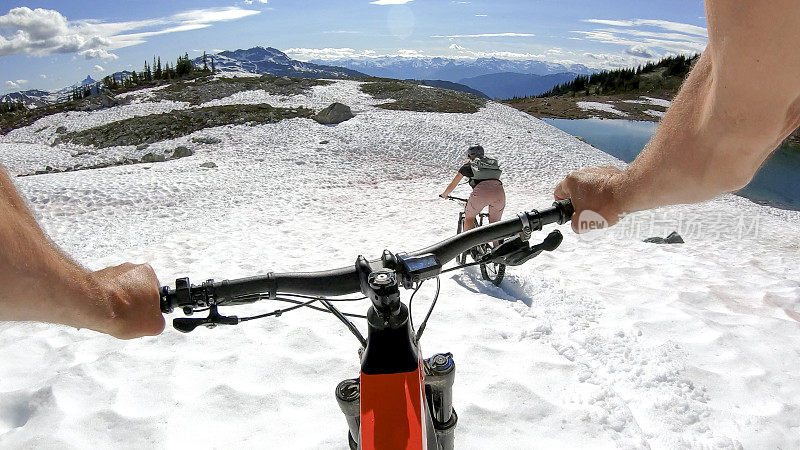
left=413, top=80, right=489, bottom=99
left=458, top=72, right=579, bottom=99
left=0, top=89, right=54, bottom=109
left=1, top=75, right=104, bottom=108
left=311, top=57, right=594, bottom=82
left=310, top=56, right=596, bottom=99
left=1, top=48, right=365, bottom=109
left=193, top=47, right=366, bottom=79
left=2, top=46, right=599, bottom=109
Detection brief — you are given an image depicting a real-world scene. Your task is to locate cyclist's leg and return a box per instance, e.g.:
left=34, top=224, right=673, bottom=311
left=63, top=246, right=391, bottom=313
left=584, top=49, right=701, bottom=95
left=487, top=182, right=506, bottom=223
left=463, top=186, right=489, bottom=232
left=486, top=181, right=506, bottom=247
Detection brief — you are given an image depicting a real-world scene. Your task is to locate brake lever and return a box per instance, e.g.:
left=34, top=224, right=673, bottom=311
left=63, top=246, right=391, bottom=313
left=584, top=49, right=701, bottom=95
left=172, top=305, right=240, bottom=333
left=489, top=230, right=563, bottom=266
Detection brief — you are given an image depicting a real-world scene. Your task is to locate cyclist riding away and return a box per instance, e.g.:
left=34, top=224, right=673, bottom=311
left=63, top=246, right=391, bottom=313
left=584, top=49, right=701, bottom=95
left=439, top=145, right=506, bottom=235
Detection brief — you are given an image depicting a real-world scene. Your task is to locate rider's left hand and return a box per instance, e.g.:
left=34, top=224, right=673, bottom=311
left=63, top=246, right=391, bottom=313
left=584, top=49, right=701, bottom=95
left=439, top=193, right=449, bottom=199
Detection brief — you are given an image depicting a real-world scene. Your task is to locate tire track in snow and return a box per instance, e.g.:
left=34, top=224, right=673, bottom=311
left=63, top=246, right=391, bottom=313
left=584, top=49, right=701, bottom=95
left=457, top=269, right=743, bottom=449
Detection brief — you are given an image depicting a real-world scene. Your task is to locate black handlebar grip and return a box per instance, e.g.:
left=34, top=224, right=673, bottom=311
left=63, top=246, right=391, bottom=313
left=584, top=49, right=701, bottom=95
left=160, top=286, right=175, bottom=314
left=556, top=199, right=574, bottom=223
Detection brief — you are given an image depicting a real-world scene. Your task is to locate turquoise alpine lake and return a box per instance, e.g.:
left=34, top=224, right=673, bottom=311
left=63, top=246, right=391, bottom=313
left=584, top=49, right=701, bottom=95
left=542, top=118, right=800, bottom=210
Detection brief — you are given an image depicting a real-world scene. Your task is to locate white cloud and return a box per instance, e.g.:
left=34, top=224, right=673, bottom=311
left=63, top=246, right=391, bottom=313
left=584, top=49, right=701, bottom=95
left=583, top=19, right=707, bottom=37
left=432, top=32, right=534, bottom=38
left=475, top=14, right=488, bottom=17
left=5, top=79, right=27, bottom=88
left=625, top=45, right=654, bottom=58
left=284, top=47, right=380, bottom=60
left=451, top=48, right=546, bottom=59
left=370, top=0, right=413, bottom=5
left=40, top=74, right=47, bottom=79
left=397, top=48, right=423, bottom=57
left=244, top=0, right=269, bottom=4
left=576, top=18, right=707, bottom=58
left=93, top=64, right=104, bottom=72
left=0, top=6, right=260, bottom=60
left=285, top=45, right=547, bottom=61
left=78, top=48, right=118, bottom=60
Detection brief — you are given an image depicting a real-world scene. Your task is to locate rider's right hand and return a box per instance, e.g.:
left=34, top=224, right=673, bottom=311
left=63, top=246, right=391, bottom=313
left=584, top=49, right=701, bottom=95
left=554, top=166, right=627, bottom=233
left=439, top=193, right=449, bottom=199
left=88, top=263, right=166, bottom=339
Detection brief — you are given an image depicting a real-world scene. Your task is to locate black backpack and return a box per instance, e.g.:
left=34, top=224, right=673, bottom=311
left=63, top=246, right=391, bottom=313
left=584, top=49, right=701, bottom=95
left=470, top=156, right=502, bottom=181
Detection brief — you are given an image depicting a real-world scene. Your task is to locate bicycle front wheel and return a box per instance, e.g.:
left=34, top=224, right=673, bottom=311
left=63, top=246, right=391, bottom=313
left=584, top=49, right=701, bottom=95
left=480, top=261, right=505, bottom=286
left=473, top=243, right=505, bottom=286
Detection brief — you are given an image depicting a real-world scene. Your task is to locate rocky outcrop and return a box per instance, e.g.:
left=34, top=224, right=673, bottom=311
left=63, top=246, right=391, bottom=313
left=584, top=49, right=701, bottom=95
left=171, top=146, right=194, bottom=158
left=313, top=103, right=354, bottom=125
left=64, top=104, right=314, bottom=148
left=75, top=94, right=120, bottom=112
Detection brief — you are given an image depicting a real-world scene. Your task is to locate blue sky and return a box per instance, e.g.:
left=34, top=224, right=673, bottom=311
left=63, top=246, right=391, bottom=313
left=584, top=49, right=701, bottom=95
left=0, top=0, right=708, bottom=94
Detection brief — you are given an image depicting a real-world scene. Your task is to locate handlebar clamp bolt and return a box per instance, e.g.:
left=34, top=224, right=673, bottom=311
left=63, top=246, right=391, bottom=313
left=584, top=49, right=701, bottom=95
left=368, top=269, right=397, bottom=289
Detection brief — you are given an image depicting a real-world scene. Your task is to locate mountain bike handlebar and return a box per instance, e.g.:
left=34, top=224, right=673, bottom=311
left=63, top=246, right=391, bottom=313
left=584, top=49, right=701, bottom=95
left=160, top=199, right=573, bottom=313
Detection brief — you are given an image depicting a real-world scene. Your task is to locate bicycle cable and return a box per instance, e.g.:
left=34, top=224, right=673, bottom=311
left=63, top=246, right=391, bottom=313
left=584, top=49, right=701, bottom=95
left=415, top=276, right=441, bottom=343
left=440, top=260, right=483, bottom=274
left=407, top=280, right=426, bottom=331
left=226, top=294, right=368, bottom=320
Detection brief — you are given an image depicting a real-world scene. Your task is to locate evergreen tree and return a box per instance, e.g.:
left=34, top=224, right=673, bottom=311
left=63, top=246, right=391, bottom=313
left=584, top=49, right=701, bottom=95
left=211, top=56, right=215, bottom=73
left=175, top=53, right=194, bottom=77
left=202, top=51, right=208, bottom=71
left=143, top=61, right=152, bottom=82
left=155, top=56, right=163, bottom=79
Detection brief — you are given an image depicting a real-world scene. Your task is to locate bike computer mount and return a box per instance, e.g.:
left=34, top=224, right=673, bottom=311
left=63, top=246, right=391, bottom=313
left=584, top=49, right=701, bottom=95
left=396, top=253, right=442, bottom=286
left=358, top=250, right=442, bottom=294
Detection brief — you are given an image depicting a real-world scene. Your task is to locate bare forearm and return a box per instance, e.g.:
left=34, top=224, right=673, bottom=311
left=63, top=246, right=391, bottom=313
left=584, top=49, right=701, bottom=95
left=442, top=174, right=463, bottom=196
left=614, top=53, right=733, bottom=211
left=615, top=1, right=800, bottom=214
left=0, top=166, right=110, bottom=330
left=555, top=0, right=800, bottom=232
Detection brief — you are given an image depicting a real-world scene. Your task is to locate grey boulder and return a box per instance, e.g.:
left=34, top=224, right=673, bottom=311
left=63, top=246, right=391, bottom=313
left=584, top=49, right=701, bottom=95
left=313, top=103, right=354, bottom=125
left=171, top=146, right=195, bottom=159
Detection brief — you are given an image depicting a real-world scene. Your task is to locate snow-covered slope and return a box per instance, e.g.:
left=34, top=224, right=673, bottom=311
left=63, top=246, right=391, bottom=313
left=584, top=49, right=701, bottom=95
left=0, top=81, right=798, bottom=449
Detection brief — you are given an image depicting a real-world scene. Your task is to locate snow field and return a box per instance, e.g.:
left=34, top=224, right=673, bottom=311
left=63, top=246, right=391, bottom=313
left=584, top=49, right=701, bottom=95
left=0, top=80, right=798, bottom=449
left=576, top=101, right=628, bottom=117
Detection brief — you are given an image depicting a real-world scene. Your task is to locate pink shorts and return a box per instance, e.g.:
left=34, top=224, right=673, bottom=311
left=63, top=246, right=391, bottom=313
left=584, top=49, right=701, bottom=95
left=465, top=180, right=506, bottom=223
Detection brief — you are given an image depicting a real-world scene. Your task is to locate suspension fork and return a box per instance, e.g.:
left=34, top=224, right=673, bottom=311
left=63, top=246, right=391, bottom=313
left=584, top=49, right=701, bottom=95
left=334, top=256, right=458, bottom=449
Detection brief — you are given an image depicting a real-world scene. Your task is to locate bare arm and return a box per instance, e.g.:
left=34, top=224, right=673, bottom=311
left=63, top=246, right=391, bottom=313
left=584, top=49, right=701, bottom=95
left=555, top=0, right=800, bottom=231
left=0, top=165, right=164, bottom=339
left=440, top=173, right=464, bottom=198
